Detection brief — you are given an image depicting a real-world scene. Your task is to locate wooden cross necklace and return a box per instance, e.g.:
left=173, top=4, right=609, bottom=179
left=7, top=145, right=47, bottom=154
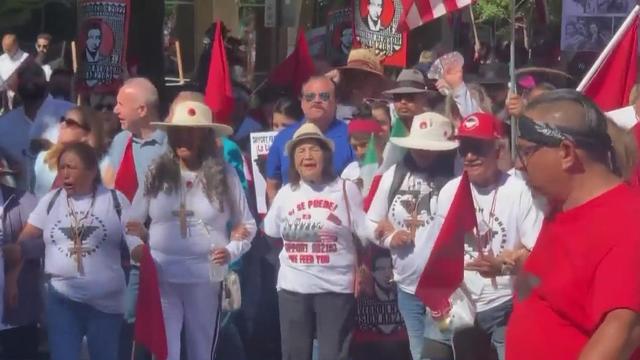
left=172, top=174, right=196, bottom=238
left=66, top=191, right=97, bottom=276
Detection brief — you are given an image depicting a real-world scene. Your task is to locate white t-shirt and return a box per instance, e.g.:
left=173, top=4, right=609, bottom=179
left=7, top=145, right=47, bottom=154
left=341, top=161, right=360, bottom=182
left=367, top=164, right=449, bottom=294
left=33, top=152, right=110, bottom=199
left=125, top=164, right=257, bottom=284
left=437, top=172, right=543, bottom=312
left=28, top=186, right=131, bottom=314
left=264, top=179, right=375, bottom=294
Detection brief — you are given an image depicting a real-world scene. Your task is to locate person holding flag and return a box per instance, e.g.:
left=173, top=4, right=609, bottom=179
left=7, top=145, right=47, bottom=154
left=506, top=90, right=640, bottom=359
left=125, top=99, right=256, bottom=360
left=341, top=117, right=385, bottom=194
left=367, top=112, right=458, bottom=360
left=431, top=112, right=543, bottom=360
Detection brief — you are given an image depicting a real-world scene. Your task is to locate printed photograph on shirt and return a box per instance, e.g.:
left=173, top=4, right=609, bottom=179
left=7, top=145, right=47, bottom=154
left=352, top=248, right=411, bottom=360
left=281, top=197, right=343, bottom=265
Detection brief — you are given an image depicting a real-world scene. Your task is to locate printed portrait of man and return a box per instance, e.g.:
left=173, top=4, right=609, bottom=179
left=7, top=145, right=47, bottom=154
left=367, top=0, right=384, bottom=31
left=85, top=22, right=102, bottom=63
left=372, top=253, right=395, bottom=301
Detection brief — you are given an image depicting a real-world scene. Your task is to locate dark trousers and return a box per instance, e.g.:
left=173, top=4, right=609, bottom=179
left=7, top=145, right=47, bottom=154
left=0, top=324, right=40, bottom=360
left=278, top=290, right=354, bottom=360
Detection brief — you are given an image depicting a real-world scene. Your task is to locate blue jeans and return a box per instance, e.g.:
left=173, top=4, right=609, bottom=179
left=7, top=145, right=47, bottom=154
left=46, top=286, right=122, bottom=360
left=123, top=266, right=140, bottom=323
left=475, top=300, right=512, bottom=360
left=397, top=289, right=427, bottom=360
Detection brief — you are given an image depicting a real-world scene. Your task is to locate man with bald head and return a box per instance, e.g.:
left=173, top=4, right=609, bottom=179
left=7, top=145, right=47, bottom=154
left=506, top=90, right=640, bottom=359
left=0, top=33, right=29, bottom=110
left=104, top=77, right=167, bottom=188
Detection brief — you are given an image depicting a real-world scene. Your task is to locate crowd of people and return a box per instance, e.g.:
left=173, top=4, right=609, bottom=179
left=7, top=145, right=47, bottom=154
left=0, top=27, right=639, bottom=360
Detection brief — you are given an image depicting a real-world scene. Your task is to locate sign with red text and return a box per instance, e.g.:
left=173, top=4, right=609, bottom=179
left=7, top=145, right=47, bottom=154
left=250, top=131, right=277, bottom=214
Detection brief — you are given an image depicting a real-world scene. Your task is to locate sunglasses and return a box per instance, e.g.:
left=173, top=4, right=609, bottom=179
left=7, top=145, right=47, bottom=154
left=302, top=92, right=331, bottom=103
left=94, top=103, right=115, bottom=112
left=458, top=139, right=495, bottom=157
left=60, top=116, right=90, bottom=131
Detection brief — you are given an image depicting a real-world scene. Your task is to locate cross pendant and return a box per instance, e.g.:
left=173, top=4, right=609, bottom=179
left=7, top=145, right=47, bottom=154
left=172, top=203, right=194, bottom=238
left=404, top=211, right=425, bottom=241
left=69, top=235, right=90, bottom=275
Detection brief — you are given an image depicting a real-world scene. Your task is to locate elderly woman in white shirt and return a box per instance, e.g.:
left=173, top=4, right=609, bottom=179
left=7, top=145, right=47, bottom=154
left=125, top=100, right=256, bottom=360
left=264, top=123, right=376, bottom=360
left=9, top=142, right=132, bottom=360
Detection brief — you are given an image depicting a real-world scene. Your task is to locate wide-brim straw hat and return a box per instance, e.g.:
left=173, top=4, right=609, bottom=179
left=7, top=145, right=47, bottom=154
left=339, top=48, right=385, bottom=78
left=151, top=101, right=233, bottom=137
left=390, top=112, right=458, bottom=151
left=285, top=123, right=335, bottom=156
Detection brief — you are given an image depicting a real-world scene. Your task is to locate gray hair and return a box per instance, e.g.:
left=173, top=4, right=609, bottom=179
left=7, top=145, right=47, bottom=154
left=122, top=77, right=159, bottom=110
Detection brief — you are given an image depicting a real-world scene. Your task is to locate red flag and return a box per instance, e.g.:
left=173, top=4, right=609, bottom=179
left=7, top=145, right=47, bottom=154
left=415, top=172, right=476, bottom=314
left=267, top=28, right=315, bottom=96
left=114, top=135, right=138, bottom=202
left=580, top=8, right=639, bottom=112
left=363, top=173, right=382, bottom=212
left=399, top=0, right=474, bottom=32
left=134, top=245, right=168, bottom=360
left=204, top=21, right=234, bottom=126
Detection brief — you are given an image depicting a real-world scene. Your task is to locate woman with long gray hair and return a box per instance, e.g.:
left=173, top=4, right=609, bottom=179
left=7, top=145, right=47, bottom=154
left=125, top=100, right=256, bottom=360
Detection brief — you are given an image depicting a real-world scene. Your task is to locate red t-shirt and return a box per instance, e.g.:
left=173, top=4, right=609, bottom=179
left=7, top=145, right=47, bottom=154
left=506, top=184, right=640, bottom=359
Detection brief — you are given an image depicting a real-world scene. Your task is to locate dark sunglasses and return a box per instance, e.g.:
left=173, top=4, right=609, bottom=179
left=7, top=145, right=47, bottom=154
left=94, top=103, right=115, bottom=112
left=457, top=139, right=494, bottom=157
left=392, top=93, right=418, bottom=102
left=60, top=116, right=90, bottom=131
left=302, top=92, right=331, bottom=103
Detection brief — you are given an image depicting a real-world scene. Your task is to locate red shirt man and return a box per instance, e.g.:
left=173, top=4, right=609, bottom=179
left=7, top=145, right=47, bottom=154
left=507, top=89, right=640, bottom=359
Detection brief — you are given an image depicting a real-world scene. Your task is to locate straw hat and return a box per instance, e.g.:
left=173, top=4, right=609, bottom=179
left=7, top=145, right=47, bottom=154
left=339, top=48, right=385, bottom=77
left=390, top=112, right=458, bottom=151
left=285, top=123, right=335, bottom=155
left=151, top=101, right=233, bottom=136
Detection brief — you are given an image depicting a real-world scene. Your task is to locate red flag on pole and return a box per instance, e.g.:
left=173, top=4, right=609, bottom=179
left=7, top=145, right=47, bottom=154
left=114, top=135, right=137, bottom=202
left=267, top=28, right=315, bottom=96
left=204, top=21, right=234, bottom=126
left=578, top=6, right=639, bottom=112
left=134, top=244, right=167, bottom=360
left=415, top=172, right=476, bottom=314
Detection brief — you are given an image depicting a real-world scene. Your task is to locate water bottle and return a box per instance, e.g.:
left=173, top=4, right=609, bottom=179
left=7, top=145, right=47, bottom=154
left=209, top=244, right=228, bottom=283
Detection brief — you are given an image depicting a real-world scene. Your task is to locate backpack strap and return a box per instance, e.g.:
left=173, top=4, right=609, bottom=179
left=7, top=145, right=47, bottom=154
left=110, top=189, right=122, bottom=219
left=46, top=188, right=63, bottom=215
left=387, top=161, right=409, bottom=208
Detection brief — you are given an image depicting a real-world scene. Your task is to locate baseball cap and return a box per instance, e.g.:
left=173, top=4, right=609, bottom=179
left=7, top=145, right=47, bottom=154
left=457, top=113, right=503, bottom=140
left=348, top=118, right=383, bottom=135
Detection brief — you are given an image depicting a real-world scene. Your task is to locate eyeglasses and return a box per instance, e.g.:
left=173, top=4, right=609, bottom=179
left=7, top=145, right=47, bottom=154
left=36, top=44, right=48, bottom=50
left=302, top=92, right=331, bottom=103
left=94, top=103, right=114, bottom=112
left=60, top=116, right=90, bottom=131
left=515, top=143, right=544, bottom=167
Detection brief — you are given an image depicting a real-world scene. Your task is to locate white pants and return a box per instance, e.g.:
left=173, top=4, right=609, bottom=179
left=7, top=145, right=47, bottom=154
left=159, top=281, right=222, bottom=360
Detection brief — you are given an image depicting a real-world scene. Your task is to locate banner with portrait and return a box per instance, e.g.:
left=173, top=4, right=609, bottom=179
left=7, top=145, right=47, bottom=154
left=352, top=0, right=407, bottom=67
left=327, top=8, right=354, bottom=64
left=561, top=0, right=634, bottom=51
left=250, top=131, right=278, bottom=215
left=76, top=0, right=131, bottom=93
left=351, top=247, right=411, bottom=360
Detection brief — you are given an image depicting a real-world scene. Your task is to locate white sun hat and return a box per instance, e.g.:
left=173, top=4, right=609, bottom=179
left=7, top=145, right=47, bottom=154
left=390, top=112, right=459, bottom=151
left=151, top=100, right=233, bottom=137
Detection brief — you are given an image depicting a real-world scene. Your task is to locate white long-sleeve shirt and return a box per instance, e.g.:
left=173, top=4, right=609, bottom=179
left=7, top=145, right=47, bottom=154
left=452, top=82, right=481, bottom=118
left=125, top=164, right=256, bottom=283
left=264, top=179, right=375, bottom=294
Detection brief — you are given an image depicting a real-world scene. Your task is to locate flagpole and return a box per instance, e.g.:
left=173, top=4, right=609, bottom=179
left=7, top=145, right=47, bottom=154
left=577, top=5, right=640, bottom=91
left=509, top=0, right=517, bottom=161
